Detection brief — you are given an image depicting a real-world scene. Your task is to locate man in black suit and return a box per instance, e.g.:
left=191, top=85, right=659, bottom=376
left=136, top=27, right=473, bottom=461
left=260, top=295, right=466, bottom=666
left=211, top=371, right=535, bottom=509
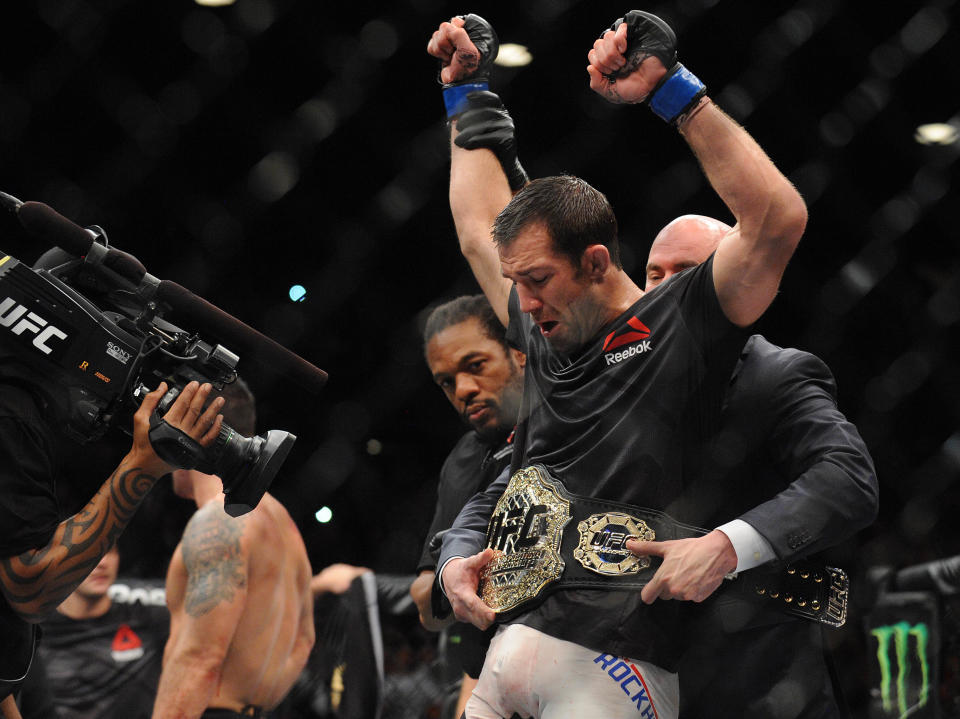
left=644, top=215, right=879, bottom=718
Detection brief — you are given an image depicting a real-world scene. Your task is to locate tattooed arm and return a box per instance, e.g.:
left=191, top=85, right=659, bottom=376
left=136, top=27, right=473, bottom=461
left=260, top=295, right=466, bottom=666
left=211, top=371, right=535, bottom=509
left=153, top=505, right=250, bottom=719
left=0, top=381, right=223, bottom=622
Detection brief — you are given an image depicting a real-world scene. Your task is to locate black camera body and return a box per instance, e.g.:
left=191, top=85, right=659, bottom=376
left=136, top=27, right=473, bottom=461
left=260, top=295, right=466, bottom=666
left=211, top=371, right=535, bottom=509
left=1, top=252, right=220, bottom=437
left=0, top=238, right=296, bottom=516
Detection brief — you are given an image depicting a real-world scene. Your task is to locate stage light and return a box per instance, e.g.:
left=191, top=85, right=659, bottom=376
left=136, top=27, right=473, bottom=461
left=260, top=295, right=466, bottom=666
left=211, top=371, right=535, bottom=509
left=195, top=0, right=235, bottom=6
left=315, top=506, right=333, bottom=523
left=289, top=284, right=306, bottom=302
left=496, top=44, right=532, bottom=67
left=914, top=123, right=958, bottom=146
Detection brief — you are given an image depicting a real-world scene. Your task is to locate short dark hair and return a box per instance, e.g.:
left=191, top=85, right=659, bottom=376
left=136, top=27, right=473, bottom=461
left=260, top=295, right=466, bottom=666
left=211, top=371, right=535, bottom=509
left=423, top=294, right=508, bottom=356
left=492, top=175, right=620, bottom=269
left=216, top=376, right=256, bottom=436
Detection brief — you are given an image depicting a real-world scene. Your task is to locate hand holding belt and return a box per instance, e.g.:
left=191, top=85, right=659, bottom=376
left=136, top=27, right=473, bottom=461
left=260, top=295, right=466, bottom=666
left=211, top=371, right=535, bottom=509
left=478, top=465, right=849, bottom=627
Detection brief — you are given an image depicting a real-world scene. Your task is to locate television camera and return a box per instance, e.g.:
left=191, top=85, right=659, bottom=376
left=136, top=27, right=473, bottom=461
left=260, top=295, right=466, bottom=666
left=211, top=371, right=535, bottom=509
left=0, top=190, right=328, bottom=516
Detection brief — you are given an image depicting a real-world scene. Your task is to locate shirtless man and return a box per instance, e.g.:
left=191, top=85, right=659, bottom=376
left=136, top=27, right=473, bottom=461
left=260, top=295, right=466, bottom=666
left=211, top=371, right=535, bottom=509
left=152, top=380, right=314, bottom=719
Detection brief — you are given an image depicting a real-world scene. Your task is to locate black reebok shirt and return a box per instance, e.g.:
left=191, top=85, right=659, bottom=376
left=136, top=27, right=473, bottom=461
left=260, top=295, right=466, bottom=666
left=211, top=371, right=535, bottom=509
left=39, top=581, right=169, bottom=719
left=504, top=255, right=747, bottom=668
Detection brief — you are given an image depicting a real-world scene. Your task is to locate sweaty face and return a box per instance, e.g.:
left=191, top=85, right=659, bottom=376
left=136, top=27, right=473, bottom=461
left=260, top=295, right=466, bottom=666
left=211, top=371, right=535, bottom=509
left=499, top=224, right=605, bottom=354
left=75, top=546, right=120, bottom=600
left=426, top=317, right=524, bottom=439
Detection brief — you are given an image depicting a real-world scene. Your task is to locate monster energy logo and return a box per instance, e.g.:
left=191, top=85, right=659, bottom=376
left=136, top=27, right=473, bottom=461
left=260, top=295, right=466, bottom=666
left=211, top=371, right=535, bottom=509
left=871, top=621, right=930, bottom=718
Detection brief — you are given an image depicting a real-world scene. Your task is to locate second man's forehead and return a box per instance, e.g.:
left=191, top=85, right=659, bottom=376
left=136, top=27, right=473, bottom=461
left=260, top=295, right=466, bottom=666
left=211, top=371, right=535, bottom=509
left=429, top=335, right=498, bottom=369
left=647, top=260, right=700, bottom=272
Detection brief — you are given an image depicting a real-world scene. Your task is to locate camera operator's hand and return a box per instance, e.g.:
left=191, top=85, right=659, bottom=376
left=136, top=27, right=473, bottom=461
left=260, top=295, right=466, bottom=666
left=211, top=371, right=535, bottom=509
left=0, top=380, right=224, bottom=624
left=131, top=381, right=224, bottom=476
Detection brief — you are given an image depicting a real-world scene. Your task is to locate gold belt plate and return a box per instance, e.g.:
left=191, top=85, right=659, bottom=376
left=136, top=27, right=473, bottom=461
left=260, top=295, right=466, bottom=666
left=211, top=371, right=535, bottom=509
left=478, top=466, right=571, bottom=614
left=574, top=512, right=656, bottom=576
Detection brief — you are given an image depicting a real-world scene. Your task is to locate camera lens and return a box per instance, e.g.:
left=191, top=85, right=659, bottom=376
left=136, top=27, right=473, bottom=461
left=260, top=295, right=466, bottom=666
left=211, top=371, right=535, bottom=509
left=196, top=426, right=296, bottom=516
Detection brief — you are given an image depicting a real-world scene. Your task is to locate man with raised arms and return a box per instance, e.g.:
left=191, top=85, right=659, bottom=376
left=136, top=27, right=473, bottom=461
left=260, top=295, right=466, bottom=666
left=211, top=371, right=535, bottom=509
left=427, top=10, right=812, bottom=718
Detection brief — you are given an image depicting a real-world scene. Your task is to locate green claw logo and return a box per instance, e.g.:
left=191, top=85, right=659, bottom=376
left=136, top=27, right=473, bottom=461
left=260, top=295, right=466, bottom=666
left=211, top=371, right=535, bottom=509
left=871, top=621, right=930, bottom=717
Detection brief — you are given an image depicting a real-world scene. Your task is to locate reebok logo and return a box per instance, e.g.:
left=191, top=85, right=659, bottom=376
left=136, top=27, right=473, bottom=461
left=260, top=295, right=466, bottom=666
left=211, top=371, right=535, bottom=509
left=111, top=624, right=144, bottom=663
left=605, top=341, right=653, bottom=365
left=603, top=316, right=653, bottom=365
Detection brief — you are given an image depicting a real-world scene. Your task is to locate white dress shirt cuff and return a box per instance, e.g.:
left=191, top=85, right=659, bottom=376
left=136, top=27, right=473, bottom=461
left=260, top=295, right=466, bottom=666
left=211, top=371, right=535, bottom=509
left=716, top=519, right=776, bottom=573
left=436, top=556, right=465, bottom=597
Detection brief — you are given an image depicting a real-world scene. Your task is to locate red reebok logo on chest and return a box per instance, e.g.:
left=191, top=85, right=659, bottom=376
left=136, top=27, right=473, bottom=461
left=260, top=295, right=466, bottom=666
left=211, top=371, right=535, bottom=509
left=111, top=623, right=145, bottom=662
left=603, top=316, right=651, bottom=352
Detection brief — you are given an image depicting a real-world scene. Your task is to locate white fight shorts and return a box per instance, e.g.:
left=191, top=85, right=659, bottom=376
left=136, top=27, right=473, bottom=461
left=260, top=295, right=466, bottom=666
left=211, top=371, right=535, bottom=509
left=466, top=624, right=679, bottom=719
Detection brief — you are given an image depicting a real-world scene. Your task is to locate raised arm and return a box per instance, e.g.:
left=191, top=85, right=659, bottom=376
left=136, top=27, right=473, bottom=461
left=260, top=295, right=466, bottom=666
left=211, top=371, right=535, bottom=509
left=588, top=12, right=807, bottom=327
left=428, top=16, right=515, bottom=326
left=450, top=127, right=514, bottom=326
left=0, top=381, right=223, bottom=622
left=681, top=102, right=807, bottom=326
left=153, top=507, right=250, bottom=719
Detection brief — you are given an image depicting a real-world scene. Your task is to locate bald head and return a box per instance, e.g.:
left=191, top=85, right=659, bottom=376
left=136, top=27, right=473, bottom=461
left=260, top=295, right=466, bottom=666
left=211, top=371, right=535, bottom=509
left=645, top=215, right=732, bottom=290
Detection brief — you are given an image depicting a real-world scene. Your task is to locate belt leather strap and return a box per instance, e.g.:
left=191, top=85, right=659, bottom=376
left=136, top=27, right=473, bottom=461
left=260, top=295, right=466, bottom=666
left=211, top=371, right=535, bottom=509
left=478, top=465, right=848, bottom=627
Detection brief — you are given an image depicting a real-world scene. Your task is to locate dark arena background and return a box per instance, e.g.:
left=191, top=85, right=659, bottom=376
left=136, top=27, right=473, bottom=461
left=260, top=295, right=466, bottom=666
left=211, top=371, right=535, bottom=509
left=1, top=0, right=958, bottom=716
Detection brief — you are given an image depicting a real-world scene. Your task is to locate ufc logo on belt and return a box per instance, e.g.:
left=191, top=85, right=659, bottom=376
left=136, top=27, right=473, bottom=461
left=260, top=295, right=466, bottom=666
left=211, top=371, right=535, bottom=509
left=486, top=503, right=548, bottom=552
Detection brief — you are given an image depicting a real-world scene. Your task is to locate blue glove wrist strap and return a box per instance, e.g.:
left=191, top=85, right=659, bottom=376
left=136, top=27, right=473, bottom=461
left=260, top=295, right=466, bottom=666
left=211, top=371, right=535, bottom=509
left=443, top=81, right=490, bottom=118
left=649, top=64, right=706, bottom=124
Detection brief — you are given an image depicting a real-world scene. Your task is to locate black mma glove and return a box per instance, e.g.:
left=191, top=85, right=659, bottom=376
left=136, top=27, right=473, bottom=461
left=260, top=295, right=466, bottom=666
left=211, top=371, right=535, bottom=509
left=454, top=90, right=529, bottom=191
left=440, top=13, right=500, bottom=118
left=605, top=10, right=706, bottom=124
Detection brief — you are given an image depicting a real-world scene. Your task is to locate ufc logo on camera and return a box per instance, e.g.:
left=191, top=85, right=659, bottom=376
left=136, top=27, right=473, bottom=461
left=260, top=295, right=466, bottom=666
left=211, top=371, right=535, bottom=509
left=0, top=297, right=69, bottom=356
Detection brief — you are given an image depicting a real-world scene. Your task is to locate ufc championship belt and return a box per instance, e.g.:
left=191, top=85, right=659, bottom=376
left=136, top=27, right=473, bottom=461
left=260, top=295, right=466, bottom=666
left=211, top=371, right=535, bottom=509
left=477, top=465, right=849, bottom=627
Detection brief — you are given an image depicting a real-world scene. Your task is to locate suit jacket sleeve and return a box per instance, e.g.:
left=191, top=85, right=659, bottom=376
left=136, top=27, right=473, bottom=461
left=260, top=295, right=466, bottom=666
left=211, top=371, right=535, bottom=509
left=416, top=435, right=477, bottom=571
left=436, top=466, right=510, bottom=569
left=736, top=348, right=879, bottom=561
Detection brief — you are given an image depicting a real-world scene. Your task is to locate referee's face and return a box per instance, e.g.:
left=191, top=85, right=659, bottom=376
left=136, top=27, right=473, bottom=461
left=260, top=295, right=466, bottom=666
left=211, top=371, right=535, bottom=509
left=427, top=317, right=525, bottom=439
